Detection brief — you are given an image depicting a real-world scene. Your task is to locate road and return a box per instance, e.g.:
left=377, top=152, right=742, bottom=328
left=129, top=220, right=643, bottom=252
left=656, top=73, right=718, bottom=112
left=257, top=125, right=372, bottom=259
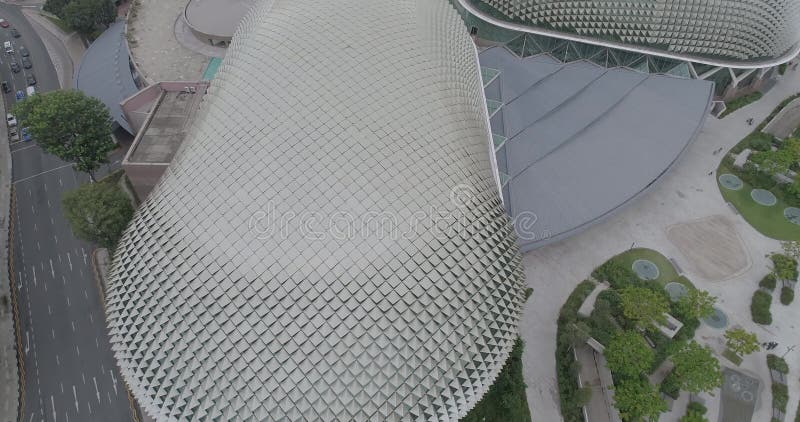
left=0, top=4, right=136, bottom=422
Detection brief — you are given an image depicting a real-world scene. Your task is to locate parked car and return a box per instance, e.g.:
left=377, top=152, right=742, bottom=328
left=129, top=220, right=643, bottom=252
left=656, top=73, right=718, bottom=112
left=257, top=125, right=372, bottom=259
left=6, top=113, right=16, bottom=127
left=9, top=127, right=18, bottom=142
left=15, top=90, right=24, bottom=101
left=21, top=56, right=31, bottom=69
left=26, top=86, right=34, bottom=96
left=10, top=61, right=19, bottom=73
left=26, top=73, right=35, bottom=86
left=3, top=41, right=12, bottom=54
left=10, top=28, right=19, bottom=38
left=1, top=81, right=9, bottom=93
left=21, top=127, right=31, bottom=142
left=0, top=19, right=9, bottom=29
left=18, top=46, right=28, bottom=57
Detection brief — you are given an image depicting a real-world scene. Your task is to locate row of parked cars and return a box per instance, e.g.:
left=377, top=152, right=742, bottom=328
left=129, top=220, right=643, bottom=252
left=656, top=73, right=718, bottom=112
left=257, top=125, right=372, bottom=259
left=2, top=21, right=35, bottom=142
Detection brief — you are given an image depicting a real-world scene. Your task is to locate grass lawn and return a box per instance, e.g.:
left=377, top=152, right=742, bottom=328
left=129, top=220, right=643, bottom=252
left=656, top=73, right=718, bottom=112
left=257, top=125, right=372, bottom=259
left=42, top=14, right=72, bottom=34
left=611, top=248, right=681, bottom=286
left=717, top=163, right=800, bottom=240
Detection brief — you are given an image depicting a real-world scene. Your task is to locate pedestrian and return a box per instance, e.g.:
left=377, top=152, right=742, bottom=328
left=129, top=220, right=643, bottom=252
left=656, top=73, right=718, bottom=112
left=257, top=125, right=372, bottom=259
left=708, top=171, right=713, bottom=176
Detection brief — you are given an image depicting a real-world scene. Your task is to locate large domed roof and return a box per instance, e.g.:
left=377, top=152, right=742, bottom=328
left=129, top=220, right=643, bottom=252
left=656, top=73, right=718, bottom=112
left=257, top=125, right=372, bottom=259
left=107, top=0, right=525, bottom=420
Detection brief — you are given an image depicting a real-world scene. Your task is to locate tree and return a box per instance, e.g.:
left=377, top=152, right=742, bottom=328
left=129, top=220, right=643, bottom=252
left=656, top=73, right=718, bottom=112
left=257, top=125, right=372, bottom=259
left=605, top=331, right=654, bottom=379
left=14, top=90, right=115, bottom=182
left=62, top=180, right=134, bottom=249
left=724, top=328, right=759, bottom=357
left=620, top=287, right=669, bottom=327
left=676, top=289, right=717, bottom=320
left=613, top=379, right=667, bottom=422
left=44, top=0, right=70, bottom=17
left=63, top=0, right=116, bottom=35
left=670, top=341, right=722, bottom=393
left=560, top=321, right=591, bottom=350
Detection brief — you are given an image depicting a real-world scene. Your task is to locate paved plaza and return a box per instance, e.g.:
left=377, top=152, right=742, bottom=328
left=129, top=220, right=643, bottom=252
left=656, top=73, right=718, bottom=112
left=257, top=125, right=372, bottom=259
left=520, top=69, right=800, bottom=422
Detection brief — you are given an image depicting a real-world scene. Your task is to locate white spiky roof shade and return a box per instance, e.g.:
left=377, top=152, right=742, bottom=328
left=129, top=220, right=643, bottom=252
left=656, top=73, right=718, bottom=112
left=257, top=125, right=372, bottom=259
left=106, top=0, right=526, bottom=420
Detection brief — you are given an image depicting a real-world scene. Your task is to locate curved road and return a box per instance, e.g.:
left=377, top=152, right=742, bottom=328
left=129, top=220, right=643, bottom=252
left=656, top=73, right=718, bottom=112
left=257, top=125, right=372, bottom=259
left=1, top=4, right=136, bottom=422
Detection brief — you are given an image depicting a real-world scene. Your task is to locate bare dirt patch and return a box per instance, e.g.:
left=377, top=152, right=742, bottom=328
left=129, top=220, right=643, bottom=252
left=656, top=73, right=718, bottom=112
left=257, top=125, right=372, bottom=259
left=666, top=215, right=749, bottom=281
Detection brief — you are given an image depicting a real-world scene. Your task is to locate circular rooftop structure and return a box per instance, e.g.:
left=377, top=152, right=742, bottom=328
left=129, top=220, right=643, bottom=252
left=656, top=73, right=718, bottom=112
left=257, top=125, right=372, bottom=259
left=184, top=0, right=257, bottom=44
left=107, top=0, right=525, bottom=420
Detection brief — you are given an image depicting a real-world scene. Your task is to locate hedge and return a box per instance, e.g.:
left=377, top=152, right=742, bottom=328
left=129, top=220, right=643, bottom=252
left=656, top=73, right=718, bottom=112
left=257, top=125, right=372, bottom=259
left=772, top=254, right=799, bottom=281
left=760, top=273, right=777, bottom=291
left=555, top=281, right=596, bottom=422
left=773, top=383, right=788, bottom=412
left=751, top=290, right=773, bottom=325
left=767, top=354, right=789, bottom=374
left=591, top=259, right=638, bottom=290
left=781, top=286, right=794, bottom=305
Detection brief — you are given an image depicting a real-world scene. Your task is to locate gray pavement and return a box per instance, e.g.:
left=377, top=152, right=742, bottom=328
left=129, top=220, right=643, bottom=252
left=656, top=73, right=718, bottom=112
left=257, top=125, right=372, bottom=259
left=0, top=4, right=136, bottom=421
left=0, top=38, right=16, bottom=422
left=763, top=97, right=800, bottom=139
left=21, top=9, right=85, bottom=89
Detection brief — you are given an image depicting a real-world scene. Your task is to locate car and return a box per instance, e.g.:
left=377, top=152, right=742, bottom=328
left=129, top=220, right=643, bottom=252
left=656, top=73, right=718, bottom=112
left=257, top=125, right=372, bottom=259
left=25, top=74, right=35, bottom=86
left=26, top=86, right=34, bottom=96
left=1, top=81, right=8, bottom=93
left=21, top=127, right=31, bottom=142
left=18, top=46, right=28, bottom=57
left=21, top=56, right=31, bottom=69
left=9, top=61, right=19, bottom=73
left=0, top=19, right=9, bottom=29
left=15, top=90, right=24, bottom=102
left=9, top=127, right=18, bottom=142
left=10, top=28, right=19, bottom=38
left=3, top=41, right=12, bottom=54
left=6, top=113, right=16, bottom=127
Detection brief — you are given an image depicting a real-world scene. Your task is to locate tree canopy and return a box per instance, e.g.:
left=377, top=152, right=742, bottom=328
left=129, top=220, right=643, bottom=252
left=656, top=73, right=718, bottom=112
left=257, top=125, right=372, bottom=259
left=670, top=341, right=722, bottom=394
left=14, top=90, right=115, bottom=181
left=613, top=379, right=666, bottom=422
left=724, top=328, right=759, bottom=357
left=676, top=289, right=717, bottom=320
left=620, top=287, right=669, bottom=327
left=63, top=0, right=116, bottom=35
left=605, top=330, right=654, bottom=379
left=62, top=179, right=134, bottom=249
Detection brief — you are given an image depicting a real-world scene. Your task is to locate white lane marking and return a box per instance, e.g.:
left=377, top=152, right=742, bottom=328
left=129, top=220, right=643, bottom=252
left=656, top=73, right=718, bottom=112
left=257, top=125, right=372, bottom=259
left=47, top=199, right=51, bottom=208
left=58, top=177, right=62, bottom=186
left=54, top=234, right=57, bottom=244
left=107, top=391, right=112, bottom=405
left=75, top=344, right=80, bottom=357
left=43, top=183, right=47, bottom=192
left=62, top=275, right=66, bottom=285
left=66, top=296, right=70, bottom=307
left=24, top=331, right=29, bottom=354
left=71, top=321, right=75, bottom=332
left=110, top=372, right=118, bottom=395
left=55, top=354, right=59, bottom=366
left=81, top=248, right=87, bottom=264
left=49, top=259, right=54, bottom=278
left=60, top=382, right=64, bottom=394
left=83, top=290, right=87, bottom=299
left=88, top=313, right=93, bottom=324
left=13, top=163, right=74, bottom=184
left=17, top=272, right=22, bottom=291
left=92, top=377, right=100, bottom=403
left=87, top=401, right=92, bottom=415
left=31, top=266, right=36, bottom=286
left=51, top=395, right=56, bottom=422
left=28, top=412, right=33, bottom=422
left=47, top=305, right=51, bottom=315
left=72, top=385, right=79, bottom=413
left=33, top=222, right=37, bottom=232
left=66, top=253, right=72, bottom=270
left=36, top=241, right=40, bottom=250
left=43, top=282, right=47, bottom=292
left=94, top=337, right=98, bottom=348
left=50, top=217, right=54, bottom=225
left=51, top=329, right=54, bottom=339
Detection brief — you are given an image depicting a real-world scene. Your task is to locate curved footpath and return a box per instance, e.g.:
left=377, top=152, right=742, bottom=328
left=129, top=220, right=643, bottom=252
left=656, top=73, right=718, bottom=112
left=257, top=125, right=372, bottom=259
left=520, top=69, right=800, bottom=422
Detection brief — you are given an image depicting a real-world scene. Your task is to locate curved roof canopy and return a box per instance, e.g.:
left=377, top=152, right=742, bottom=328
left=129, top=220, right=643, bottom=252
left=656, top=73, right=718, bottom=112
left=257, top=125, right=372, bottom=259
left=74, top=20, right=138, bottom=134
left=107, top=1, right=525, bottom=421
left=481, top=47, right=713, bottom=251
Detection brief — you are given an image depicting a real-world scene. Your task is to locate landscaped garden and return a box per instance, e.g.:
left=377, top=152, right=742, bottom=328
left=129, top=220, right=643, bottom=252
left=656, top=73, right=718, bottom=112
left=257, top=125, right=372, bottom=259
left=463, top=339, right=531, bottom=422
left=717, top=94, right=800, bottom=240
left=554, top=249, right=746, bottom=421
left=750, top=252, right=798, bottom=326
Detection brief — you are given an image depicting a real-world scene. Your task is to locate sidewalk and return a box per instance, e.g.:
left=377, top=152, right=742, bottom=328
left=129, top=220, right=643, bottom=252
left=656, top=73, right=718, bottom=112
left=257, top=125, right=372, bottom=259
left=0, top=78, right=19, bottom=422
left=20, top=9, right=85, bottom=88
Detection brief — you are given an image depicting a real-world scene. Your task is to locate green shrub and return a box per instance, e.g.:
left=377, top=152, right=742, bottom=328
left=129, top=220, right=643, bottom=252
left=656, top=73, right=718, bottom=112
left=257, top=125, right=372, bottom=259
left=795, top=400, right=800, bottom=422
left=660, top=371, right=681, bottom=399
left=751, top=290, right=773, bottom=325
left=767, top=354, right=789, bottom=374
left=464, top=338, right=531, bottom=421
left=773, top=383, right=788, bottom=412
left=722, top=92, right=763, bottom=117
left=779, top=63, right=788, bottom=75
left=781, top=286, right=794, bottom=305
left=748, top=133, right=774, bottom=151
left=771, top=254, right=799, bottom=281
left=760, top=273, right=777, bottom=290
left=739, top=162, right=777, bottom=190
left=687, top=402, right=707, bottom=414
left=591, top=259, right=638, bottom=290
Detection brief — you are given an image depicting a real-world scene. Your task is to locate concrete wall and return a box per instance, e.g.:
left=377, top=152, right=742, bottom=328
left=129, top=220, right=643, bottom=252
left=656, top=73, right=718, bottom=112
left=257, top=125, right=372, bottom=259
left=121, top=163, right=168, bottom=200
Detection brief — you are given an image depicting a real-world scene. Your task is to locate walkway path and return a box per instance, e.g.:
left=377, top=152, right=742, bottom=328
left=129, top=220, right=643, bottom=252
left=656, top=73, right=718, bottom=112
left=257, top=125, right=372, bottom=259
left=520, top=68, right=800, bottom=422
left=0, top=68, right=16, bottom=422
